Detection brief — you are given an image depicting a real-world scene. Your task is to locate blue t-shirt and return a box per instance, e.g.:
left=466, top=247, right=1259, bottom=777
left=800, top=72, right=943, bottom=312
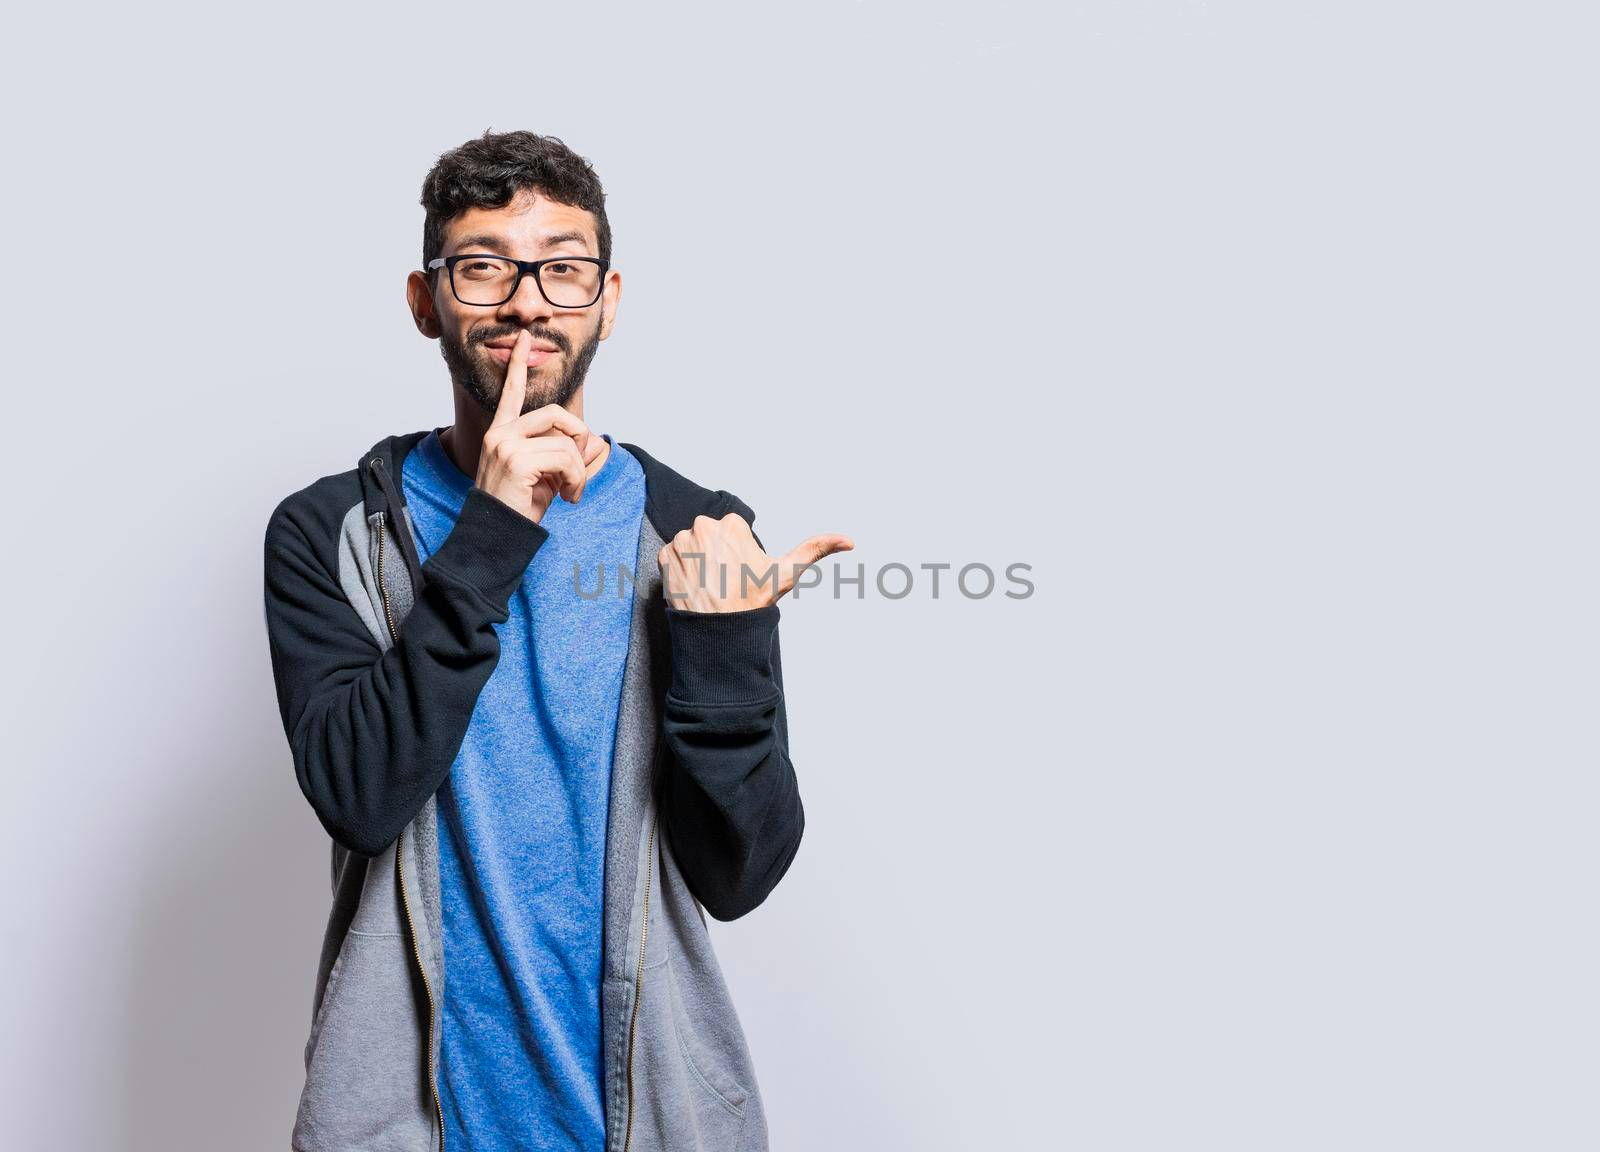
left=401, top=427, right=646, bottom=1151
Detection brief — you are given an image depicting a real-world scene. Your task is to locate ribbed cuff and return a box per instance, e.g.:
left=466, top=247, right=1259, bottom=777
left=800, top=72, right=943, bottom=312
left=423, top=487, right=549, bottom=609
left=665, top=602, right=781, bottom=705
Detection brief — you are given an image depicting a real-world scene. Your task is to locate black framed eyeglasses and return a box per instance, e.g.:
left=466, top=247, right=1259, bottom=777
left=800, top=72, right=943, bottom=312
left=426, top=253, right=610, bottom=308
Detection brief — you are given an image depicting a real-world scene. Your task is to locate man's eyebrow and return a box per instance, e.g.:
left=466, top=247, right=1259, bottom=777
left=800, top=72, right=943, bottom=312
left=451, top=230, right=594, bottom=256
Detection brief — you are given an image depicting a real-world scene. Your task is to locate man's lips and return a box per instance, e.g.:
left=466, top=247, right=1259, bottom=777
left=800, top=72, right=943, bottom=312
left=485, top=343, right=556, bottom=366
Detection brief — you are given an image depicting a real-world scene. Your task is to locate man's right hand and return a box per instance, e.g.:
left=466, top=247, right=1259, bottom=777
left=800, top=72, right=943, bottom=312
left=474, top=329, right=603, bottom=525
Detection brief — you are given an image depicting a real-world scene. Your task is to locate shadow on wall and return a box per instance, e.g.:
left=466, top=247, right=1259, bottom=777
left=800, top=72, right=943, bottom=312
left=118, top=672, right=331, bottom=1150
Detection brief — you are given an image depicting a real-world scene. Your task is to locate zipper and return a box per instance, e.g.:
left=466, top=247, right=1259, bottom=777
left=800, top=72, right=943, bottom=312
left=368, top=470, right=443, bottom=1151
left=397, top=824, right=445, bottom=1152
left=622, top=812, right=658, bottom=1152
left=376, top=511, right=400, bottom=645
left=370, top=461, right=401, bottom=646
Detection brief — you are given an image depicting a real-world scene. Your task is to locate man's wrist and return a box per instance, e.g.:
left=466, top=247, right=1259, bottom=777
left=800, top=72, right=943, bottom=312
left=664, top=602, right=781, bottom=705
left=424, top=486, right=548, bottom=608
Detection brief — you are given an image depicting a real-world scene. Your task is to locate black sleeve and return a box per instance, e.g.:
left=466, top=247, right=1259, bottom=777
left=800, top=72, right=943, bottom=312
left=659, top=599, right=805, bottom=921
left=263, top=486, right=549, bottom=857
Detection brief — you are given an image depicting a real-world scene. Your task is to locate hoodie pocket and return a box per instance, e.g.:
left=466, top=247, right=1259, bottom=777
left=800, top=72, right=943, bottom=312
left=626, top=954, right=749, bottom=1152
left=292, top=929, right=433, bottom=1152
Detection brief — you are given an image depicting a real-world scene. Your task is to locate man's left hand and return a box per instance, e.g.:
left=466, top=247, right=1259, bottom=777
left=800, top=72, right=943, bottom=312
left=659, top=513, right=854, bottom=612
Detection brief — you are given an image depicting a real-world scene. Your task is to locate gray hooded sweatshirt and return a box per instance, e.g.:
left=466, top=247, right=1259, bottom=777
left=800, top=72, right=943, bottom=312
left=262, top=428, right=805, bottom=1151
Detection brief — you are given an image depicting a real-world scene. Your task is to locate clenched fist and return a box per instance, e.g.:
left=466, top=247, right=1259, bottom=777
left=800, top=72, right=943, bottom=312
left=659, top=512, right=854, bottom=612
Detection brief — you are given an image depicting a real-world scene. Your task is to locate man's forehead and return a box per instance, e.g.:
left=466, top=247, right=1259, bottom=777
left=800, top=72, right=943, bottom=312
left=445, top=194, right=597, bottom=255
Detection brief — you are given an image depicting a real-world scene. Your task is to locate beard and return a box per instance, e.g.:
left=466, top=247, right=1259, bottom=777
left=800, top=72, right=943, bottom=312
left=439, top=310, right=604, bottom=416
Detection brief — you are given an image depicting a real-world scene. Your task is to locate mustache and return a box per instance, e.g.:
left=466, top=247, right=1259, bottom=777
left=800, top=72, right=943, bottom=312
left=470, top=327, right=568, bottom=354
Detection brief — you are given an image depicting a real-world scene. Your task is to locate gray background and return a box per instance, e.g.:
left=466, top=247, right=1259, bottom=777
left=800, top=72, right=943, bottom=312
left=1, top=2, right=1592, bottom=1149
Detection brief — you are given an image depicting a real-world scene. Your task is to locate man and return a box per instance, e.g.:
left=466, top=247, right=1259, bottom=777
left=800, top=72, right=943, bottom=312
left=262, top=130, right=851, bottom=1152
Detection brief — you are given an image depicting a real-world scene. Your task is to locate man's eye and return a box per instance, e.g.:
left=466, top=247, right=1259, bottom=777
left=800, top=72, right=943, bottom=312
left=458, top=260, right=510, bottom=280
left=545, top=262, right=575, bottom=276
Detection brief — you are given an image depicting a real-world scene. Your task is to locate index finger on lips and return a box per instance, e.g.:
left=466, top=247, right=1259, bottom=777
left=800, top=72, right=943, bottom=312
left=491, top=331, right=532, bottom=428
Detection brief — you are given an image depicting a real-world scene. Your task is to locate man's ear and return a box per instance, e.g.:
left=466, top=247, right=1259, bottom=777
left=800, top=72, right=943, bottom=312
left=598, top=268, right=621, bottom=341
left=406, top=269, right=442, bottom=339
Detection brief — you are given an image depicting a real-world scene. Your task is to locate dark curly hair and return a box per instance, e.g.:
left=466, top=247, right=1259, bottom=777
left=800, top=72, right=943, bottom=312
left=419, top=129, right=612, bottom=274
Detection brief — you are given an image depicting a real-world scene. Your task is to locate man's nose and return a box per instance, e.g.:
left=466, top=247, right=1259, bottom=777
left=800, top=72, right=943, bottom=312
left=496, top=268, right=556, bottom=327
